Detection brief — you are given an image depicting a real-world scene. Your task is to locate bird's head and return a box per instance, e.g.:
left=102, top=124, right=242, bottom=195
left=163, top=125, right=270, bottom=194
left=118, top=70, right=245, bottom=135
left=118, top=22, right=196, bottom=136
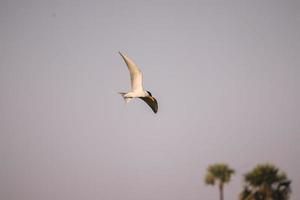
left=147, top=91, right=152, bottom=97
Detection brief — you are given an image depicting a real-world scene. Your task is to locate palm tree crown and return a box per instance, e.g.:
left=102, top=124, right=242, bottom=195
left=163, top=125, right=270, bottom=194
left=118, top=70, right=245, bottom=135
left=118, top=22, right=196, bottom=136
left=240, top=164, right=291, bottom=200
left=205, top=163, right=235, bottom=200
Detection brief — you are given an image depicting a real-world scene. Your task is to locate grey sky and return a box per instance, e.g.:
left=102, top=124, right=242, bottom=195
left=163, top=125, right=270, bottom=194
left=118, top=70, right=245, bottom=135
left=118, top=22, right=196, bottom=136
left=0, top=0, right=299, bottom=200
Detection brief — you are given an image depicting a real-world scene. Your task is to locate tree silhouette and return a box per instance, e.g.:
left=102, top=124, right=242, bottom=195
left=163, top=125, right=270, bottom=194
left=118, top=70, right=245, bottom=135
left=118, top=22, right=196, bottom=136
left=205, top=163, right=235, bottom=200
left=240, top=164, right=291, bottom=200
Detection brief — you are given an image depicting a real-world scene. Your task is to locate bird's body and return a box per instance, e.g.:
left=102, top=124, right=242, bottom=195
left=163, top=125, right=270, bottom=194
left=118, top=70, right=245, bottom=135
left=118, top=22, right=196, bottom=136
left=118, top=52, right=158, bottom=113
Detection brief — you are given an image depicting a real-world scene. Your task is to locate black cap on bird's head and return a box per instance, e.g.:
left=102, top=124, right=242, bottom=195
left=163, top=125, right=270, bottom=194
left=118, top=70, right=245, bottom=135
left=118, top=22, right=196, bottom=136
left=147, top=91, right=152, bottom=96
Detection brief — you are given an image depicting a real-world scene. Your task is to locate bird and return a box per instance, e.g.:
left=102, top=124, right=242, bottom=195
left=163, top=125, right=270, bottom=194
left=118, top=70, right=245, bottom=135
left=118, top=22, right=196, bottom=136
left=118, top=52, right=158, bottom=113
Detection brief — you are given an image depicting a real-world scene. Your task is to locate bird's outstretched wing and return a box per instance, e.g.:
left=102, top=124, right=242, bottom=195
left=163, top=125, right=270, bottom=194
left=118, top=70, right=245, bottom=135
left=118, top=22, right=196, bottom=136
left=119, top=52, right=143, bottom=92
left=139, top=96, right=158, bottom=113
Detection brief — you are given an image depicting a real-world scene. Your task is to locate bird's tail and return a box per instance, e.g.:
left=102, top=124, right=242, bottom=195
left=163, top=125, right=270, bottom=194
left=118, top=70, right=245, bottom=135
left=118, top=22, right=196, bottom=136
left=119, top=92, right=133, bottom=103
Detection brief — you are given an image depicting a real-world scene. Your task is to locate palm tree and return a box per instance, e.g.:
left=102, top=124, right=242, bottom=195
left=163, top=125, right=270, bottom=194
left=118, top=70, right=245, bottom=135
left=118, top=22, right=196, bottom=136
left=240, top=164, right=292, bottom=200
left=205, top=163, right=235, bottom=200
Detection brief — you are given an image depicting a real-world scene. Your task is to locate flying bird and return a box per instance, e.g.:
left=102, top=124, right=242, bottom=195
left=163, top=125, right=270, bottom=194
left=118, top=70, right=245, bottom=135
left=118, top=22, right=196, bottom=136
left=118, top=52, right=158, bottom=113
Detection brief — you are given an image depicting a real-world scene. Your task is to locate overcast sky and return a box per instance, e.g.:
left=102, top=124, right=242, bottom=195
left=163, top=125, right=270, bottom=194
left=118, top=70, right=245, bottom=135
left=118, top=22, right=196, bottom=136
left=1, top=0, right=299, bottom=200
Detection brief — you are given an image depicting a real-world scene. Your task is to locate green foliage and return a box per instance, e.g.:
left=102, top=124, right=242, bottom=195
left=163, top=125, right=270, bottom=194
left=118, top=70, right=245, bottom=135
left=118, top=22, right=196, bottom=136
left=204, top=163, right=235, bottom=200
left=245, top=164, right=287, bottom=187
left=205, top=173, right=215, bottom=185
left=240, top=164, right=292, bottom=200
left=205, top=163, right=235, bottom=186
